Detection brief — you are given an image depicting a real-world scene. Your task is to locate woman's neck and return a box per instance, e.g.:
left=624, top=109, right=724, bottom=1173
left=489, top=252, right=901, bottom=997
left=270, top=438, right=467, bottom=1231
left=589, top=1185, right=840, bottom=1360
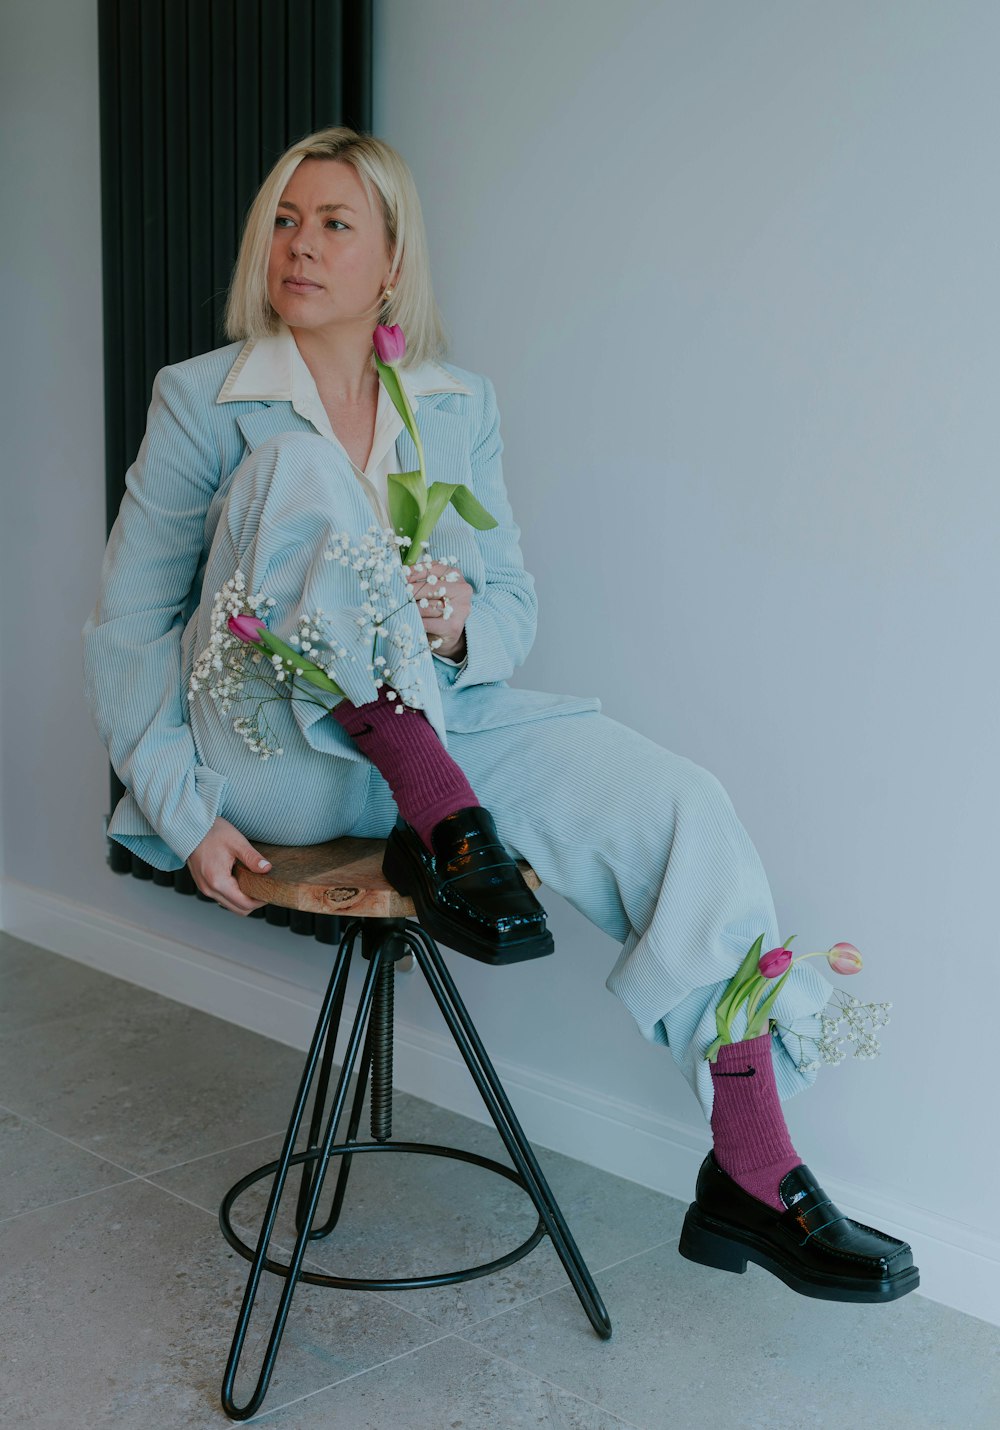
left=288, top=323, right=378, bottom=406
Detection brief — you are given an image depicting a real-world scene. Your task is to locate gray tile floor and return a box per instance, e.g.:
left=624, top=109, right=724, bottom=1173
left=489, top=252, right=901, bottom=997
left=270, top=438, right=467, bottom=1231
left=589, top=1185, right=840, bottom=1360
left=1, top=932, right=997, bottom=1429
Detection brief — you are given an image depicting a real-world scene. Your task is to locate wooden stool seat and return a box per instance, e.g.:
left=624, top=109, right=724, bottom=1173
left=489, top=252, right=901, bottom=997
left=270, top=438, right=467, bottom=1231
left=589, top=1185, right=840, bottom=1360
left=235, top=835, right=542, bottom=920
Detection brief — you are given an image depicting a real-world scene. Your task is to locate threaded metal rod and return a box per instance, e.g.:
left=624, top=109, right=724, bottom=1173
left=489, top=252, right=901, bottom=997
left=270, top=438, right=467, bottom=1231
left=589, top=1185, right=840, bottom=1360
left=370, top=950, right=394, bottom=1142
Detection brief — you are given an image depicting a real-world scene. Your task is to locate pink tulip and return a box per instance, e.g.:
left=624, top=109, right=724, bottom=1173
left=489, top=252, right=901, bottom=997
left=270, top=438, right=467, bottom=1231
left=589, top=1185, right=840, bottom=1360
left=228, top=614, right=267, bottom=643
left=827, top=942, right=863, bottom=975
left=373, top=323, right=406, bottom=365
left=758, top=946, right=793, bottom=979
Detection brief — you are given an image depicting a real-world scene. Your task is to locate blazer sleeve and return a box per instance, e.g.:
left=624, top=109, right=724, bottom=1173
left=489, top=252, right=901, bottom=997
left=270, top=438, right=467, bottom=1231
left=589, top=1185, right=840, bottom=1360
left=81, top=363, right=227, bottom=866
left=450, top=374, right=538, bottom=690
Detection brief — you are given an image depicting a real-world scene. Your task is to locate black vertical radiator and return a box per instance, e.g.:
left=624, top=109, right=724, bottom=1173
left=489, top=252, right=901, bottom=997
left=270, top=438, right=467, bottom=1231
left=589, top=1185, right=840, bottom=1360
left=96, top=0, right=373, bottom=941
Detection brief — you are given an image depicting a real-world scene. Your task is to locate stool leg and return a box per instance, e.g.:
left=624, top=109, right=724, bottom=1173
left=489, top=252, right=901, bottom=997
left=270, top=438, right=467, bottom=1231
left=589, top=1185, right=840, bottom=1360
left=303, top=1029, right=373, bottom=1238
left=313, top=921, right=396, bottom=1232
left=404, top=922, right=613, bottom=1340
left=220, top=922, right=390, bottom=1420
left=292, top=946, right=354, bottom=1232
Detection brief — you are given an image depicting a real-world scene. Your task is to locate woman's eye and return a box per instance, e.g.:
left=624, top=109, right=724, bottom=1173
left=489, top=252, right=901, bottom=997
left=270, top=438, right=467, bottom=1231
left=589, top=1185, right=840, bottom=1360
left=274, top=216, right=347, bottom=230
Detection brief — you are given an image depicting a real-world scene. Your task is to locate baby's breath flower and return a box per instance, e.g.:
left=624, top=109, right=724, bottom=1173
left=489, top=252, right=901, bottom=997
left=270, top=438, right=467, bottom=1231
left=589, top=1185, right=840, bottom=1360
left=188, top=523, right=437, bottom=761
left=776, top=988, right=893, bottom=1076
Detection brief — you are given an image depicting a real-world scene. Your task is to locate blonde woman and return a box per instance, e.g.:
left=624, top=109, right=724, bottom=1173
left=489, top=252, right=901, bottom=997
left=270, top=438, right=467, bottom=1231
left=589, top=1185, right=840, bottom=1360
left=83, top=127, right=917, bottom=1303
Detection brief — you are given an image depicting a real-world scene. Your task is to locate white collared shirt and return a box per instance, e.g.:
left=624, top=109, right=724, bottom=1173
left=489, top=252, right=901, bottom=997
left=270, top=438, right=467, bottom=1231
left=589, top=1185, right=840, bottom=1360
left=217, top=320, right=474, bottom=664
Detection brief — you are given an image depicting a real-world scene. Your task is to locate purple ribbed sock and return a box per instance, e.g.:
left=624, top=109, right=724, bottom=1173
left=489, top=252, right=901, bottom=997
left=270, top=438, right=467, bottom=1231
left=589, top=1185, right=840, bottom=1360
left=330, top=687, right=480, bottom=853
left=709, top=1032, right=803, bottom=1212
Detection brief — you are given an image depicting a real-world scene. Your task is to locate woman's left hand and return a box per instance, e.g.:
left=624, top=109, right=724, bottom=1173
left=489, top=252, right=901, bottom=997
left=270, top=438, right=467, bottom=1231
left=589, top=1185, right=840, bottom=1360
left=406, top=558, right=472, bottom=660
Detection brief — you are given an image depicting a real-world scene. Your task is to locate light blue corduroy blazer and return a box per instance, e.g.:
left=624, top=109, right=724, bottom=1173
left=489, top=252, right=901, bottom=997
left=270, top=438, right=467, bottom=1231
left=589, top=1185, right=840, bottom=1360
left=82, top=342, right=601, bottom=870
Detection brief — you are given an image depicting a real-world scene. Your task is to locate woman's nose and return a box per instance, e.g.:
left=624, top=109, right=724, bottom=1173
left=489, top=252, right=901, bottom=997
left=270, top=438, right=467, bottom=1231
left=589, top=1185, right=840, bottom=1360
left=289, top=231, right=315, bottom=258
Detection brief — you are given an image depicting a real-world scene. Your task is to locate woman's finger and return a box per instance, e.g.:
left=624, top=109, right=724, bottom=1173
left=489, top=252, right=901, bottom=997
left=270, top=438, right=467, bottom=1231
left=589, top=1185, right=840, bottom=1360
left=191, top=870, right=247, bottom=916
left=235, top=841, right=273, bottom=876
left=211, top=873, right=268, bottom=916
left=206, top=848, right=270, bottom=915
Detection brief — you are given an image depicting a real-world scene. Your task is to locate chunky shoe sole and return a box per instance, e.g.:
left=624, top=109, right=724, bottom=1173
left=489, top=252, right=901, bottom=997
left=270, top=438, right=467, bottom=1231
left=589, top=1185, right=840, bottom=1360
left=382, top=826, right=555, bottom=966
left=678, top=1203, right=921, bottom=1303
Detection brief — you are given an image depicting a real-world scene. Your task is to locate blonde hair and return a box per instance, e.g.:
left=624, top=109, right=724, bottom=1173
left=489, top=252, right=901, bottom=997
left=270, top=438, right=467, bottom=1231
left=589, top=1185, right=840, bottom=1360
left=223, top=126, right=449, bottom=369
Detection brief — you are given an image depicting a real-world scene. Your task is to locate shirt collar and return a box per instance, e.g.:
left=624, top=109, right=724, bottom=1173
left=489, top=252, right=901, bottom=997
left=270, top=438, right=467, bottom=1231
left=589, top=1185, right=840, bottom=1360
left=216, top=321, right=471, bottom=406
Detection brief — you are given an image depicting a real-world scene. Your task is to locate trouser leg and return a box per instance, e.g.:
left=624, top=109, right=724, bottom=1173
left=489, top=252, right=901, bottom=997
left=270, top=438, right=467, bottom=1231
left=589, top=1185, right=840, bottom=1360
left=352, top=708, right=831, bottom=1122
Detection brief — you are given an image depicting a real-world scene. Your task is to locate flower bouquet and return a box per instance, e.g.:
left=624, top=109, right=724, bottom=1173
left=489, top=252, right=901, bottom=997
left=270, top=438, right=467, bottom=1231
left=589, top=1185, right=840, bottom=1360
left=706, top=935, right=892, bottom=1073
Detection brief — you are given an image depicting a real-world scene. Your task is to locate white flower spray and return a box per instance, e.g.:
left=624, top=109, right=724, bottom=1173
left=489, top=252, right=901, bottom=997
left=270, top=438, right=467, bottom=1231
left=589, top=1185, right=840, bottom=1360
left=188, top=523, right=457, bottom=759
left=776, top=993, right=893, bottom=1074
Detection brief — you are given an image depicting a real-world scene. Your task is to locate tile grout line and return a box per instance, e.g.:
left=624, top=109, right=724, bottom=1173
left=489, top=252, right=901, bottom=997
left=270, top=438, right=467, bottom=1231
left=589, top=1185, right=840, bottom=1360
left=244, top=1331, right=462, bottom=1424
left=1, top=1092, right=566, bottom=1349
left=101, top=1175, right=466, bottom=1341
left=366, top=1230, right=684, bottom=1339
left=0, top=1174, right=142, bottom=1226
left=438, top=1334, right=648, bottom=1430
left=0, top=1094, right=309, bottom=1176
left=138, top=1126, right=309, bottom=1178
left=0, top=1151, right=464, bottom=1409
left=0, top=1103, right=143, bottom=1177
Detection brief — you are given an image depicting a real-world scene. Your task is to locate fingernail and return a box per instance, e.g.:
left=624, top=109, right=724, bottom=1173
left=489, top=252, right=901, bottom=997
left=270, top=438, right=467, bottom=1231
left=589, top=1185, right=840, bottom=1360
left=259, top=860, right=271, bottom=869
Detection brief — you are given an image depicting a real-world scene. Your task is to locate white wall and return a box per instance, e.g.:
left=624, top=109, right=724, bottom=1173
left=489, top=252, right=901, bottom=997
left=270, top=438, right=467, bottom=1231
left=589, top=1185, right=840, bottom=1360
left=2, top=0, right=997, bottom=1323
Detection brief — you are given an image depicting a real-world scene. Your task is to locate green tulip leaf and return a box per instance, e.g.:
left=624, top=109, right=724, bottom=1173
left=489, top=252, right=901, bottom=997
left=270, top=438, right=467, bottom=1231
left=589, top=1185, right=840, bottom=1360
left=387, top=477, right=421, bottom=543
left=743, top=973, right=773, bottom=1029
left=450, top=483, right=499, bottom=531
left=254, top=630, right=344, bottom=695
left=375, top=359, right=418, bottom=444
left=389, top=483, right=420, bottom=543
left=389, top=469, right=427, bottom=516
left=714, top=934, right=766, bottom=1040
left=746, top=968, right=792, bottom=1040
left=423, top=480, right=461, bottom=530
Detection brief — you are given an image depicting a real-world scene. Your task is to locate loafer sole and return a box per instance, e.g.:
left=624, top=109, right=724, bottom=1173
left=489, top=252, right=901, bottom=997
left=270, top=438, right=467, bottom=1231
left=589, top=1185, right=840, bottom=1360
left=382, top=828, right=555, bottom=966
left=678, top=1203, right=920, bottom=1304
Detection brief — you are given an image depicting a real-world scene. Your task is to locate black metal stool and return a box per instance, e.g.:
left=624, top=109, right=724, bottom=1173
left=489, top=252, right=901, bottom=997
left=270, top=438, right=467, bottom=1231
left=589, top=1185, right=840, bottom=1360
left=218, top=836, right=612, bottom=1421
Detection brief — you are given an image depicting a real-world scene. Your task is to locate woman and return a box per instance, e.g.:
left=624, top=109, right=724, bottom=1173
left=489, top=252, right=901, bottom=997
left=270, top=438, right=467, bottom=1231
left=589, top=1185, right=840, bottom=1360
left=82, top=126, right=916, bottom=1303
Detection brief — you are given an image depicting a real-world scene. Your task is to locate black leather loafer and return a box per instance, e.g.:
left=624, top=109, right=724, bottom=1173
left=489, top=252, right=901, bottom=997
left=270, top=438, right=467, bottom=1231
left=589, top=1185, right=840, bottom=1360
left=381, top=806, right=555, bottom=965
left=678, top=1151, right=919, bottom=1303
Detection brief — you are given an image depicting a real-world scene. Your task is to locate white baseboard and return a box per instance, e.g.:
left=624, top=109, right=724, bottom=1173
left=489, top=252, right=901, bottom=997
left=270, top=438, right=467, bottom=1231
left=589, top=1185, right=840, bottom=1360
left=3, top=875, right=998, bottom=1328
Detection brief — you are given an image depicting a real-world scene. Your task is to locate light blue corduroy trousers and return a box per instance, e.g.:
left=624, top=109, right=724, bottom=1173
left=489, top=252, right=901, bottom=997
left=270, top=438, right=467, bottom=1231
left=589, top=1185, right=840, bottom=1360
left=186, top=433, right=831, bottom=1121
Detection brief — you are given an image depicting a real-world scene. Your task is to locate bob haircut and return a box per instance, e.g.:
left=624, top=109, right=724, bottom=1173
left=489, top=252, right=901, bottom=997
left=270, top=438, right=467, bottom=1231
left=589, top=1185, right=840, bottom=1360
left=223, top=126, right=449, bottom=370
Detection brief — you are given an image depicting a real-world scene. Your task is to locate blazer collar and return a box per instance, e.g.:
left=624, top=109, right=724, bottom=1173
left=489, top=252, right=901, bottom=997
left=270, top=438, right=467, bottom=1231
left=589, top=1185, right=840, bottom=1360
left=217, top=322, right=472, bottom=481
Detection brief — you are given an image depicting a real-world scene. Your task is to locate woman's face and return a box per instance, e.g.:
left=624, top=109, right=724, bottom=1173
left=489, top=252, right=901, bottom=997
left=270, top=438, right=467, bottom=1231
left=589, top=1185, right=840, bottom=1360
left=267, top=157, right=395, bottom=333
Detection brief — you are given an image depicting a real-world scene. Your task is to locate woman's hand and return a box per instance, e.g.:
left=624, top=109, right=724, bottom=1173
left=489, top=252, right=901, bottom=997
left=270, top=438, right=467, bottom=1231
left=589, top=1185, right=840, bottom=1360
left=406, top=558, right=472, bottom=660
left=187, top=816, right=272, bottom=915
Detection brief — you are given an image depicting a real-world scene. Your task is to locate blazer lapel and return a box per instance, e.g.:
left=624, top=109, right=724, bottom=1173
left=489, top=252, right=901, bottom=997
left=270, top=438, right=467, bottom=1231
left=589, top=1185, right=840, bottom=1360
left=236, top=403, right=317, bottom=453
left=395, top=400, right=470, bottom=484
left=236, top=396, right=473, bottom=530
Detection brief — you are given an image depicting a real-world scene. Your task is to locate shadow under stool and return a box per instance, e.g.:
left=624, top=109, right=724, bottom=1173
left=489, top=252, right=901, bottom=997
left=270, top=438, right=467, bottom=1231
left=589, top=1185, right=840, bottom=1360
left=219, top=834, right=613, bottom=1421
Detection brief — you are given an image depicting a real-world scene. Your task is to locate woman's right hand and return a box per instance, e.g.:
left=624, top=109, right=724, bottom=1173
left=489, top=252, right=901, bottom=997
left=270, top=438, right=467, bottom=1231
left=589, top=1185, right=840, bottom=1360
left=187, top=816, right=272, bottom=915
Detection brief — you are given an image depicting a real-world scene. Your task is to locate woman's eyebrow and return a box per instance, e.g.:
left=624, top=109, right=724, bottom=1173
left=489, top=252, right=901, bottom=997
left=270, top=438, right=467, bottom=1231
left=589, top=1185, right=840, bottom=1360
left=277, top=200, right=356, bottom=214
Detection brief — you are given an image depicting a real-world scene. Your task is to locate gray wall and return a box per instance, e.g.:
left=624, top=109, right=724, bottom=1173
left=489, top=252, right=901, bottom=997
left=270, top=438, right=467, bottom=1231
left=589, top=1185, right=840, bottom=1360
left=1, top=0, right=996, bottom=1311
left=374, top=0, right=998, bottom=1234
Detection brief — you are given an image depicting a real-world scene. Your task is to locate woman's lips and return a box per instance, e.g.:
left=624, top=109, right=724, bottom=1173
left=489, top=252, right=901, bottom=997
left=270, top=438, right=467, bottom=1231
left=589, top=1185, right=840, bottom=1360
left=284, top=278, right=322, bottom=292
